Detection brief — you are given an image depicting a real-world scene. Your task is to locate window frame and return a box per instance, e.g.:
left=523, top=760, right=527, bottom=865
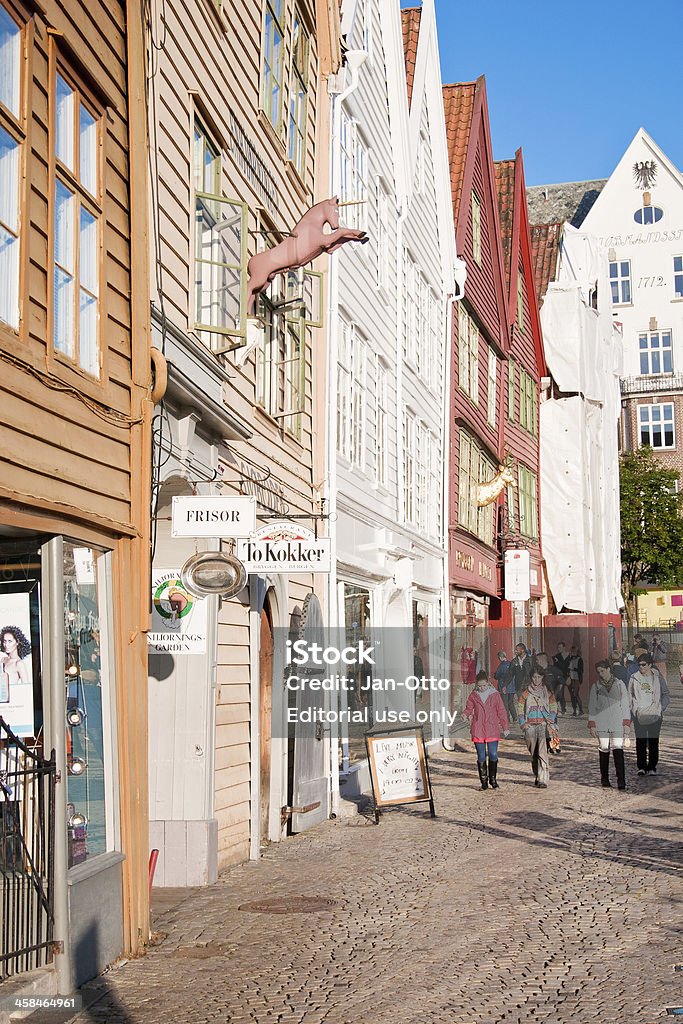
left=519, top=368, right=537, bottom=436
left=609, top=259, right=632, bottom=306
left=49, top=56, right=104, bottom=382
left=458, top=306, right=479, bottom=403
left=375, top=178, right=389, bottom=293
left=287, top=9, right=309, bottom=178
left=339, top=108, right=368, bottom=233
left=256, top=286, right=307, bottom=438
left=638, top=402, right=675, bottom=450
left=260, top=0, right=286, bottom=133
left=472, top=192, right=482, bottom=266
left=518, top=464, right=538, bottom=539
left=0, top=2, right=26, bottom=336
left=516, top=273, right=524, bottom=332
left=487, top=347, right=497, bottom=427
left=336, top=317, right=367, bottom=469
left=674, top=255, right=683, bottom=299
left=374, top=356, right=388, bottom=488
left=507, top=360, right=515, bottom=421
left=639, top=328, right=673, bottom=377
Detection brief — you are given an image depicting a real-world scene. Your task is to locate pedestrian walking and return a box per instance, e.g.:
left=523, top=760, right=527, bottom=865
left=610, top=649, right=628, bottom=683
left=629, top=653, right=671, bottom=775
left=588, top=660, right=631, bottom=790
left=534, top=652, right=565, bottom=732
left=506, top=642, right=532, bottom=699
left=552, top=642, right=571, bottom=715
left=651, top=633, right=668, bottom=682
left=517, top=667, right=558, bottom=788
left=493, top=650, right=515, bottom=723
left=463, top=669, right=510, bottom=791
left=568, top=645, right=584, bottom=716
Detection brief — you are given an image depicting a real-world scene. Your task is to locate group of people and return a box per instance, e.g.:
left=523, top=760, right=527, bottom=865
left=462, top=635, right=671, bottom=792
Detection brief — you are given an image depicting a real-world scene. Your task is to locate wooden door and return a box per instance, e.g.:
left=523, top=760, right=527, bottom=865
left=259, top=603, right=273, bottom=844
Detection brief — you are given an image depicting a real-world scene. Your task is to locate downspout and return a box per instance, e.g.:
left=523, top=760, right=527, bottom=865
left=325, top=49, right=366, bottom=812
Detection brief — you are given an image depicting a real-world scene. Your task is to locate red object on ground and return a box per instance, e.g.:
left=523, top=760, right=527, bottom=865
left=149, top=848, right=159, bottom=898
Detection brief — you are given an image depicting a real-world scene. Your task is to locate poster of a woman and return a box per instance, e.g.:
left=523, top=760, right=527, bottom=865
left=0, top=592, right=35, bottom=737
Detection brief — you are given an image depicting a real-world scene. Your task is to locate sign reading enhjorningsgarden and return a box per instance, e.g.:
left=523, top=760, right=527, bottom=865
left=237, top=522, right=331, bottom=574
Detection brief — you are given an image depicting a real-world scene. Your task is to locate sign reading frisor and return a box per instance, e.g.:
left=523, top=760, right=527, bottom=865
left=171, top=496, right=256, bottom=538
left=237, top=522, right=331, bottom=574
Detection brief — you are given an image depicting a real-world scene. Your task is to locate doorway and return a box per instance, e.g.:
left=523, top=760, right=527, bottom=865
left=258, top=600, right=273, bottom=844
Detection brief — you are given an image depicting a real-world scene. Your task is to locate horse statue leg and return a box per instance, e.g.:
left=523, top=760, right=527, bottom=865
left=323, top=226, right=369, bottom=255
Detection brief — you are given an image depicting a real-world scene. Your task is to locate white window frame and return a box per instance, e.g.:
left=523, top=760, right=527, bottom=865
left=403, top=409, right=417, bottom=526
left=674, top=255, right=683, bottom=299
left=427, top=431, right=440, bottom=539
left=487, top=347, right=497, bottom=427
left=0, top=4, right=23, bottom=332
left=256, top=290, right=306, bottom=437
left=339, top=108, right=368, bottom=232
left=472, top=192, right=482, bottom=266
left=261, top=0, right=286, bottom=131
left=374, top=357, right=388, bottom=487
left=638, top=403, right=675, bottom=450
left=639, top=329, right=673, bottom=376
left=403, top=250, right=418, bottom=366
left=376, top=179, right=389, bottom=292
left=337, top=317, right=367, bottom=470
left=287, top=10, right=309, bottom=178
left=609, top=259, right=632, bottom=305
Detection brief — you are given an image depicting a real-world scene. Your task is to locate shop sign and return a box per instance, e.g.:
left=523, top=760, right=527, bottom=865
left=504, top=549, right=531, bottom=602
left=237, top=522, right=330, bottom=574
left=365, top=727, right=435, bottom=823
left=148, top=570, right=208, bottom=655
left=0, top=590, right=35, bottom=739
left=171, top=496, right=256, bottom=538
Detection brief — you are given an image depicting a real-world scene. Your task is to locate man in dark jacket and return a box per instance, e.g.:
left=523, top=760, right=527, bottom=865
left=506, top=643, right=533, bottom=698
left=552, top=642, right=571, bottom=715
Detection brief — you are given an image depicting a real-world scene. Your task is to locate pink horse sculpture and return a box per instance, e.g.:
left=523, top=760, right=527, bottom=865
left=246, top=196, right=368, bottom=315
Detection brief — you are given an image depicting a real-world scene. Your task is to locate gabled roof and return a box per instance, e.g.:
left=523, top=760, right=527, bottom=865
left=442, top=81, right=476, bottom=224
left=494, top=159, right=515, bottom=291
left=526, top=180, right=606, bottom=228
left=529, top=222, right=562, bottom=306
left=401, top=6, right=422, bottom=109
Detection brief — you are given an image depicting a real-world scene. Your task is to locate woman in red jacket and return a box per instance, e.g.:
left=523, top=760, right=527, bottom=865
left=463, top=669, right=511, bottom=791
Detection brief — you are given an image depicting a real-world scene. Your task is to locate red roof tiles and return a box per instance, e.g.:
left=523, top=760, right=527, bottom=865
left=529, top=222, right=562, bottom=306
left=442, top=82, right=476, bottom=224
left=494, top=159, right=515, bottom=292
left=401, top=7, right=422, bottom=108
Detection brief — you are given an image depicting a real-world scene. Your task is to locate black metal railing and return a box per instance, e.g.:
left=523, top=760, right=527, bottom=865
left=0, top=717, right=56, bottom=982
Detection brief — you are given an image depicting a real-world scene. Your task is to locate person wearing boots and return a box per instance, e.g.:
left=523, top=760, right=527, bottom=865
left=517, top=667, right=558, bottom=788
left=463, top=669, right=510, bottom=791
left=629, top=653, right=670, bottom=775
left=588, top=660, right=631, bottom=790
left=568, top=645, right=584, bottom=716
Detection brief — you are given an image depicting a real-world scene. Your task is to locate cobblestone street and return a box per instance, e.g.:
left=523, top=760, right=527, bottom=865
left=53, top=687, right=683, bottom=1024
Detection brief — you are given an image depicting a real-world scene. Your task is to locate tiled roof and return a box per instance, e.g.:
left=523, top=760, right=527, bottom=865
left=494, top=159, right=515, bottom=291
left=526, top=179, right=607, bottom=228
left=401, top=7, right=421, bottom=108
left=443, top=82, right=476, bottom=223
left=529, top=222, right=562, bottom=305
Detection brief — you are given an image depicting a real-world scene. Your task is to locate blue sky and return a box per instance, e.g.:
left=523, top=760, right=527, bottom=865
left=421, top=0, right=683, bottom=186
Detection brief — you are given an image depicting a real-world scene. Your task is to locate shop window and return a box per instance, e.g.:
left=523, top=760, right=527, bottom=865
left=0, top=5, right=23, bottom=332
left=52, top=67, right=102, bottom=378
left=64, top=542, right=116, bottom=868
left=343, top=582, right=373, bottom=759
left=287, top=11, right=309, bottom=177
left=193, top=119, right=248, bottom=349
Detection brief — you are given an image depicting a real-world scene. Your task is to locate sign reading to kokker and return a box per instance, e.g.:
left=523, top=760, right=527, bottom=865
left=237, top=522, right=331, bottom=574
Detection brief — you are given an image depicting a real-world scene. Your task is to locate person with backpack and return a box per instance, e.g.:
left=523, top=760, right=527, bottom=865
left=463, top=669, right=510, bottom=791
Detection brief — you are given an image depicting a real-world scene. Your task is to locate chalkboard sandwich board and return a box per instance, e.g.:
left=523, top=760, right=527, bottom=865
left=365, top=725, right=435, bottom=824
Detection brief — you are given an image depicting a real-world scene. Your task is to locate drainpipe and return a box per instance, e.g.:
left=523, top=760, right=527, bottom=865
left=325, top=49, right=366, bottom=814
left=46, top=536, right=72, bottom=992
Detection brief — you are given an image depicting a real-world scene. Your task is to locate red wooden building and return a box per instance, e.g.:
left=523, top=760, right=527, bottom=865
left=492, top=150, right=548, bottom=652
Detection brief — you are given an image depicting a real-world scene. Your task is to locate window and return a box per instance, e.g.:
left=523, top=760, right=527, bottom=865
left=639, top=329, right=673, bottom=375
left=339, top=109, right=368, bottom=231
left=427, top=288, right=439, bottom=393
left=261, top=0, right=285, bottom=130
left=0, top=6, right=22, bottom=331
left=256, top=289, right=306, bottom=437
left=519, top=369, right=536, bottom=435
left=518, top=465, right=538, bottom=538
left=404, top=409, right=417, bottom=525
left=517, top=274, right=524, bottom=331
left=639, top=403, right=675, bottom=449
left=52, top=70, right=101, bottom=378
left=194, top=121, right=247, bottom=348
left=674, top=256, right=683, bottom=299
left=287, top=12, right=309, bottom=176
left=634, top=205, right=663, bottom=225
left=336, top=318, right=367, bottom=468
left=477, top=450, right=496, bottom=547
left=403, top=250, right=418, bottom=365
left=507, top=360, right=515, bottom=421
left=472, top=193, right=481, bottom=265
left=376, top=180, right=389, bottom=292
left=375, top=358, right=388, bottom=486
left=487, top=348, right=497, bottom=427
left=458, top=431, right=495, bottom=546
left=458, top=306, right=479, bottom=402
left=427, top=432, right=440, bottom=539
left=416, top=135, right=425, bottom=193
left=506, top=480, right=516, bottom=530
left=609, top=260, right=631, bottom=305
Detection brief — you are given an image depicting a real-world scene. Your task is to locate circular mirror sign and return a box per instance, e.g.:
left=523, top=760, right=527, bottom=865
left=180, top=551, right=247, bottom=599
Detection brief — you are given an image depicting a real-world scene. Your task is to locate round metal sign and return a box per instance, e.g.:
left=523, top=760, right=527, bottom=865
left=180, top=551, right=247, bottom=599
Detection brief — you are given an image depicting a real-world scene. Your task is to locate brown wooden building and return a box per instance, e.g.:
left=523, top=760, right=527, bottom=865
left=0, top=0, right=151, bottom=990
left=443, top=76, right=510, bottom=682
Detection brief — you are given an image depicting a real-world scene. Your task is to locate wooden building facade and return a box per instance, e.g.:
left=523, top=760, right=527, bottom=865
left=0, top=0, right=151, bottom=987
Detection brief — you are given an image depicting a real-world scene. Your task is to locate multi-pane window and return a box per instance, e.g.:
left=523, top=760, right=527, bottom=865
left=609, top=260, right=631, bottom=305
left=472, top=193, right=482, bottom=265
left=194, top=122, right=247, bottom=348
left=403, top=250, right=418, bottom=365
left=404, top=416, right=440, bottom=537
left=337, top=318, right=367, bottom=468
left=517, top=273, right=524, bottom=331
left=404, top=409, right=417, bottom=525
left=52, top=70, right=101, bottom=378
left=375, top=358, right=388, bottom=486
left=458, top=432, right=494, bottom=546
left=376, top=181, right=389, bottom=292
left=256, top=291, right=306, bottom=437
left=639, top=403, right=675, bottom=450
left=0, top=6, right=22, bottom=331
left=427, top=432, right=440, bottom=539
left=639, top=329, right=673, bottom=376
left=487, top=348, right=497, bottom=427
left=262, top=0, right=285, bottom=129
left=427, top=288, right=439, bottom=393
left=506, top=480, right=516, bottom=530
left=287, top=12, right=309, bottom=176
left=674, top=256, right=683, bottom=299
left=507, top=360, right=515, bottom=420
left=519, top=369, right=536, bottom=435
left=339, top=109, right=368, bottom=231
left=518, top=465, right=538, bottom=538
left=458, top=306, right=479, bottom=402
left=477, top=450, right=496, bottom=547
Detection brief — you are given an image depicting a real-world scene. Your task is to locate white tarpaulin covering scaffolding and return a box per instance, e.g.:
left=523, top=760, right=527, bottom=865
left=539, top=227, right=623, bottom=615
